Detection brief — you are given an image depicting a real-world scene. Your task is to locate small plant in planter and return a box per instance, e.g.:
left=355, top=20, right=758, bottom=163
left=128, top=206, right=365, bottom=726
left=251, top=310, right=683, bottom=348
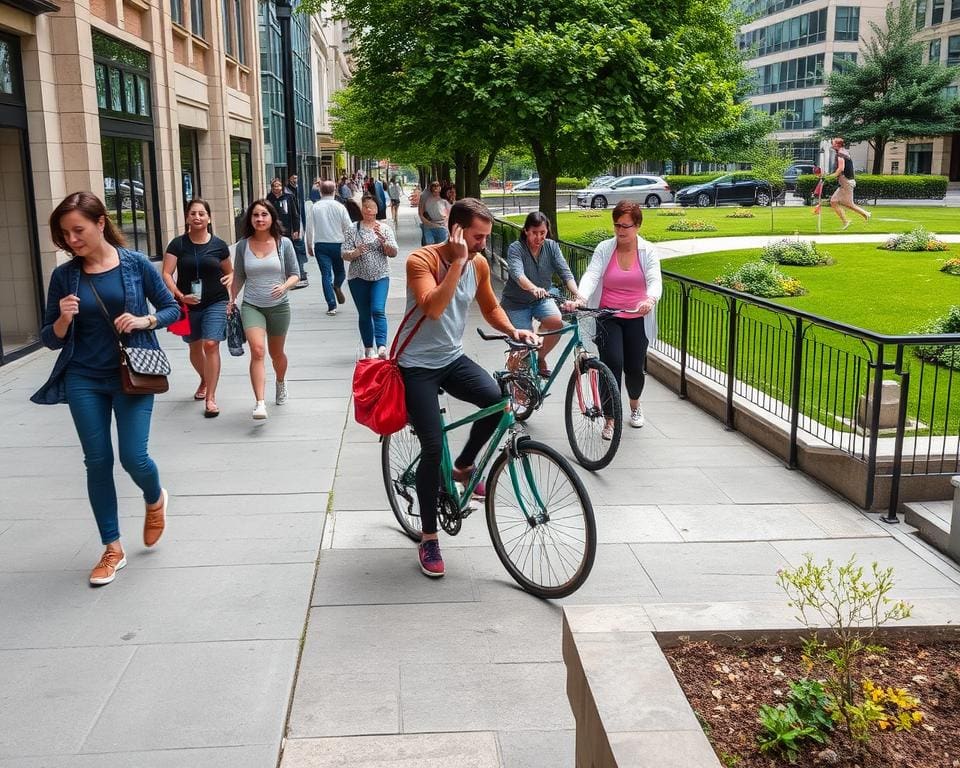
left=941, top=257, right=960, bottom=276
left=774, top=555, right=916, bottom=756
left=760, top=239, right=833, bottom=266
left=912, top=305, right=960, bottom=370
left=881, top=226, right=948, bottom=252
left=715, top=260, right=807, bottom=298
left=726, top=208, right=755, bottom=218
left=658, top=208, right=687, bottom=217
left=667, top=218, right=718, bottom=232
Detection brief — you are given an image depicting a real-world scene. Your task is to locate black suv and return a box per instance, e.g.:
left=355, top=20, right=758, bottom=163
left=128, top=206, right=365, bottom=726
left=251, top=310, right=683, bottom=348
left=783, top=163, right=816, bottom=191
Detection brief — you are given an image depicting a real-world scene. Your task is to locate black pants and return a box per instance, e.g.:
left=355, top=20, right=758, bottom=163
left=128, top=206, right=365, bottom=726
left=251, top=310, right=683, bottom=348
left=596, top=315, right=648, bottom=415
left=401, top=355, right=502, bottom=535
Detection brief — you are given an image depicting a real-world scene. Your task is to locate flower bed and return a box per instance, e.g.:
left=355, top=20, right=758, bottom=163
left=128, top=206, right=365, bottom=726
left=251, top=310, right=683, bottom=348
left=667, top=640, right=960, bottom=768
left=667, top=218, right=717, bottom=232
left=726, top=208, right=755, bottom=219
left=761, top=239, right=832, bottom=266
left=715, top=260, right=806, bottom=297
left=941, top=257, right=960, bottom=276
left=658, top=208, right=688, bottom=217
left=881, top=226, right=948, bottom=252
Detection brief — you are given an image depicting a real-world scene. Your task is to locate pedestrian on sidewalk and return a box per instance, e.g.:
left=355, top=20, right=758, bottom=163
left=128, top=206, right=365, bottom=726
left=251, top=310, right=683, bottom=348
left=567, top=200, right=662, bottom=437
left=501, top=211, right=582, bottom=377
left=161, top=198, right=233, bottom=417
left=826, top=137, right=871, bottom=230
left=399, top=198, right=539, bottom=578
left=32, top=191, right=179, bottom=586
left=388, top=176, right=403, bottom=227
left=419, top=181, right=450, bottom=245
left=229, top=199, right=301, bottom=420
left=267, top=178, right=308, bottom=289
left=306, top=180, right=352, bottom=316
left=286, top=173, right=311, bottom=287
left=373, top=176, right=388, bottom=220
left=343, top=195, right=397, bottom=359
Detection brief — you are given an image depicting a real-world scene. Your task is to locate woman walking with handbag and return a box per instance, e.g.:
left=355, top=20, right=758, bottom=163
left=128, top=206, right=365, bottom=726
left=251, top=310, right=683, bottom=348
left=161, top=198, right=233, bottom=417
left=31, top=191, right=179, bottom=586
left=229, top=199, right=301, bottom=420
left=343, top=195, right=398, bottom=359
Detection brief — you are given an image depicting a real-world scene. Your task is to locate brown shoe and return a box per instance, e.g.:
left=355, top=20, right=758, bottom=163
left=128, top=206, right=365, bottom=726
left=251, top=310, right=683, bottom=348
left=334, top=285, right=346, bottom=305
left=144, top=488, right=168, bottom=547
left=90, top=548, right=126, bottom=586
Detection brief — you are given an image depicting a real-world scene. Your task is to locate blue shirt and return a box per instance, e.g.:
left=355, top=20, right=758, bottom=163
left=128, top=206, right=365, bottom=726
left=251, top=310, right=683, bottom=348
left=69, top=266, right=125, bottom=377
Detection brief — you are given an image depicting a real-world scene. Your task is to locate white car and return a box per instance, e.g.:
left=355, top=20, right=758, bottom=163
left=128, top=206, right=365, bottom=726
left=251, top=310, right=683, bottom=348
left=577, top=175, right=673, bottom=209
left=510, top=178, right=540, bottom=192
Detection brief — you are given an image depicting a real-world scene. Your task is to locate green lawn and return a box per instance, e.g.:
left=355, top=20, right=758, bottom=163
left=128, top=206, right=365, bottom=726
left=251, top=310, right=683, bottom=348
left=507, top=206, right=960, bottom=244
left=662, top=244, right=958, bottom=336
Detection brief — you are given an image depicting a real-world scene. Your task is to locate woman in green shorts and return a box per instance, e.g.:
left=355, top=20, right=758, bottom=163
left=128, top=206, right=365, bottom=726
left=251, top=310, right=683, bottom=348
left=229, top=199, right=301, bottom=420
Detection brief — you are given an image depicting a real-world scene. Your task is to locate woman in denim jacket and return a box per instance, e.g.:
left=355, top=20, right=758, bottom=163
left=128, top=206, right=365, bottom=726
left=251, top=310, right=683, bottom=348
left=32, top=192, right=179, bottom=587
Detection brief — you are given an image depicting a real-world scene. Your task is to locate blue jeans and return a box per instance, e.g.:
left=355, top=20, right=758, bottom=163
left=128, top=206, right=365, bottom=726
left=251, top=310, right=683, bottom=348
left=423, top=226, right=448, bottom=245
left=65, top=372, right=163, bottom=545
left=293, top=237, right=308, bottom=279
left=348, top=276, right=390, bottom=348
left=314, top=242, right=346, bottom=310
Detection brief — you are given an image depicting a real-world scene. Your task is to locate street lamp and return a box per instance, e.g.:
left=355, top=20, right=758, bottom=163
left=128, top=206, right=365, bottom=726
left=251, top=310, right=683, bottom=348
left=275, top=0, right=298, bottom=182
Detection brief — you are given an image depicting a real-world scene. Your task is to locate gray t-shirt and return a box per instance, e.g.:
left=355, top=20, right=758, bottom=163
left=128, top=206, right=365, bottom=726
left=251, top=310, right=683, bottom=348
left=501, top=238, right=575, bottom=309
left=233, top=237, right=299, bottom=308
left=423, top=196, right=450, bottom=227
left=398, top=260, right=478, bottom=369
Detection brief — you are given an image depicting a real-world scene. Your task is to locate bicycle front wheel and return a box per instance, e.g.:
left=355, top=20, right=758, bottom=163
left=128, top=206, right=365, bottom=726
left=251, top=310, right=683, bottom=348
left=485, top=439, right=596, bottom=598
left=564, top=357, right=622, bottom=470
left=381, top=425, right=423, bottom=542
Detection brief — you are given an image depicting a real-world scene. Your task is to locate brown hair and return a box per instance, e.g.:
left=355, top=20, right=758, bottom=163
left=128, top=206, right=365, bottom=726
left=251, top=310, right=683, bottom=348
left=522, top=210, right=552, bottom=240
left=184, top=198, right=212, bottom=234
left=240, top=199, right=285, bottom=240
left=49, top=191, right=125, bottom=255
left=448, top=198, right=493, bottom=231
left=612, top=200, right=643, bottom=227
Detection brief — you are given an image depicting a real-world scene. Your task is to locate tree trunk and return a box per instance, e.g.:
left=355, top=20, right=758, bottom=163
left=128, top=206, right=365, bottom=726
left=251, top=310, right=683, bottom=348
left=871, top=139, right=886, bottom=174
left=531, top=138, right=561, bottom=238
left=454, top=150, right=467, bottom=198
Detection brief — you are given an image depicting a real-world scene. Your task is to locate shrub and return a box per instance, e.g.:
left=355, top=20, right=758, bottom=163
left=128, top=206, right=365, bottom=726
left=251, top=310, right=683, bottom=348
left=556, top=176, right=591, bottom=190
left=881, top=226, right=948, bottom=252
left=796, top=174, right=948, bottom=204
left=760, top=239, right=832, bottom=266
left=665, top=173, right=726, bottom=191
left=715, top=260, right=807, bottom=297
left=666, top=218, right=718, bottom=232
left=564, top=228, right=611, bottom=249
left=658, top=208, right=687, bottom=217
left=941, top=257, right=960, bottom=276
left=913, top=306, right=960, bottom=370
left=726, top=208, right=755, bottom=218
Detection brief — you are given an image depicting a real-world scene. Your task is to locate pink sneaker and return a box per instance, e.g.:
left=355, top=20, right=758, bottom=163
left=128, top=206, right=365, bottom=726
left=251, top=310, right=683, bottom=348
left=452, top=465, right=485, bottom=498
left=418, top=539, right=445, bottom=577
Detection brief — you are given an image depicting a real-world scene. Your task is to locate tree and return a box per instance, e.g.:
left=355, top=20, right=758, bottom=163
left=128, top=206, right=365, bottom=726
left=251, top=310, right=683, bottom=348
left=820, top=0, right=959, bottom=173
left=746, top=139, right=793, bottom=230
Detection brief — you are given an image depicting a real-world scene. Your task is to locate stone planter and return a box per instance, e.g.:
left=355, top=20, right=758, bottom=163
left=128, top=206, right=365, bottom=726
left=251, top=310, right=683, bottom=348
left=562, top=599, right=960, bottom=768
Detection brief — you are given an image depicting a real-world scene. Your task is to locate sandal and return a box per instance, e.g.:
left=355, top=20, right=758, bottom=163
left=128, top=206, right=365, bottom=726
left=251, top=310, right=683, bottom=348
left=193, top=384, right=207, bottom=400
left=204, top=402, right=220, bottom=418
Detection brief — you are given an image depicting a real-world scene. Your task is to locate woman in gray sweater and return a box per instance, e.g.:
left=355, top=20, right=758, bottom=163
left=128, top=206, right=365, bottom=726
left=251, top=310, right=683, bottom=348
left=229, top=199, right=301, bottom=420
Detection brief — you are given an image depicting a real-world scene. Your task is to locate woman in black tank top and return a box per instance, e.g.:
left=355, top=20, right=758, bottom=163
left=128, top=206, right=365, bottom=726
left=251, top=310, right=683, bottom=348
left=828, top=137, right=871, bottom=230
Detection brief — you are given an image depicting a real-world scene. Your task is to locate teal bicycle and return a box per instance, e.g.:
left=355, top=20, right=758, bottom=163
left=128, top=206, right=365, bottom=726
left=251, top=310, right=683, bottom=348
left=381, top=333, right=597, bottom=598
left=504, top=305, right=623, bottom=471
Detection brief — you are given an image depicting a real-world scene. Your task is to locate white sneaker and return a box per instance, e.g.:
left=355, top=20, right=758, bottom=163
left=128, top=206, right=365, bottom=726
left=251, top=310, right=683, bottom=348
left=252, top=401, right=268, bottom=420
left=326, top=308, right=337, bottom=316
left=841, top=220, right=852, bottom=231
left=377, top=346, right=388, bottom=359
left=864, top=211, right=872, bottom=221
left=629, top=405, right=645, bottom=428
left=362, top=347, right=375, bottom=360
left=276, top=380, right=288, bottom=405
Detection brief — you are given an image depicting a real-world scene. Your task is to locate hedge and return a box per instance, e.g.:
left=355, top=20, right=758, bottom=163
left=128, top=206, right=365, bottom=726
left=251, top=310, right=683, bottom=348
left=557, top=176, right=591, bottom=190
left=795, top=174, right=947, bottom=204
left=665, top=173, right=726, bottom=191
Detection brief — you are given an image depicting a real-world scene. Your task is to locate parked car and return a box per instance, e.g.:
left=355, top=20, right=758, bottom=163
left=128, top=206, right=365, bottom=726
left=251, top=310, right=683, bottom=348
left=783, top=163, right=816, bottom=191
left=674, top=174, right=773, bottom=207
left=588, top=174, right=616, bottom=189
left=576, top=175, right=673, bottom=209
left=511, top=178, right=540, bottom=192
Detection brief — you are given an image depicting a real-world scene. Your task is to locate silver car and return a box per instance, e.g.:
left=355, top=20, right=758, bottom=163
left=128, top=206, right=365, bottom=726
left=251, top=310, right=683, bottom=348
left=576, top=174, right=673, bottom=209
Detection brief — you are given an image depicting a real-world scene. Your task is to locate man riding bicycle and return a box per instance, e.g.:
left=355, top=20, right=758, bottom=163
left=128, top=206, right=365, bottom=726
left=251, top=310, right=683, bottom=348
left=399, top=198, right=539, bottom=578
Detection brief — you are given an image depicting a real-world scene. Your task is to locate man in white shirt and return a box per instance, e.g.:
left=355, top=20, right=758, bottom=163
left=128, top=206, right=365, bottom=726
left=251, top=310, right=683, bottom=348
left=306, top=180, right=353, bottom=316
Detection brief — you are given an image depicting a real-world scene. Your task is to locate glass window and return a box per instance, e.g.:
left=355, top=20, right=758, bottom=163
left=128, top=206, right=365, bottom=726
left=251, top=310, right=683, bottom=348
left=930, top=38, right=942, bottom=63
left=123, top=72, right=136, bottom=114
left=234, top=0, right=245, bottom=62
left=739, top=9, right=827, bottom=55
left=953, top=0, right=960, bottom=19
left=906, top=142, right=933, bottom=174
left=222, top=0, right=234, bottom=56
left=835, top=6, right=860, bottom=41
left=171, top=0, right=184, bottom=25
left=102, top=136, right=157, bottom=258
left=943, top=84, right=959, bottom=99
left=917, top=0, right=928, bottom=28
left=948, top=34, right=960, bottom=65
left=0, top=38, right=13, bottom=95
left=95, top=63, right=107, bottom=108
left=136, top=75, right=150, bottom=116
left=191, top=0, right=205, bottom=38
left=109, top=70, right=122, bottom=111
left=933, top=0, right=945, bottom=23
left=833, top=51, right=857, bottom=69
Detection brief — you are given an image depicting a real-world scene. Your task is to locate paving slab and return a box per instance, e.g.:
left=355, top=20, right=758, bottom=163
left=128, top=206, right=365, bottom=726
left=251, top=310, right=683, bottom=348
left=0, top=745, right=278, bottom=768
left=497, top=729, right=576, bottom=768
left=280, top=732, right=502, bottom=768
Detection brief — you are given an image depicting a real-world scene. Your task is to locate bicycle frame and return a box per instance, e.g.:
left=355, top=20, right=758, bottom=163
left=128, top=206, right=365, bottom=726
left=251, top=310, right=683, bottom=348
left=516, top=318, right=601, bottom=412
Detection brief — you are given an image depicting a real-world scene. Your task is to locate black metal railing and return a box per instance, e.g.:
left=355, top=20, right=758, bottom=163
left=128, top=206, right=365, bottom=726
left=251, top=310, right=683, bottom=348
left=490, top=218, right=960, bottom=515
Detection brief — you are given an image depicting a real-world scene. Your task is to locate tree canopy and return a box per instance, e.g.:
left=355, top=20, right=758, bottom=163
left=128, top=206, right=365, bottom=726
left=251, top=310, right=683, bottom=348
left=819, top=0, right=959, bottom=173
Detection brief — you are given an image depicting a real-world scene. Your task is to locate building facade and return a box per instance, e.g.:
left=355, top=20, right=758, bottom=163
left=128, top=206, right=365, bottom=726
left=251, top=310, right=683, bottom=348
left=0, top=0, right=350, bottom=365
left=877, top=0, right=960, bottom=178
left=739, top=0, right=889, bottom=170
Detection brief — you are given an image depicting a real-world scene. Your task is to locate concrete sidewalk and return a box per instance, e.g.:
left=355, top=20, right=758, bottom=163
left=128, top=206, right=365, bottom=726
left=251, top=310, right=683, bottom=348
left=2, top=205, right=959, bottom=767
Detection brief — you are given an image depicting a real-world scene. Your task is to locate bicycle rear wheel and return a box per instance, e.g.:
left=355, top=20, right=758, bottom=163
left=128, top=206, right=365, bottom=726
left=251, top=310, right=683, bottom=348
left=485, top=439, right=596, bottom=598
left=381, top=426, right=423, bottom=542
left=564, top=357, right=622, bottom=470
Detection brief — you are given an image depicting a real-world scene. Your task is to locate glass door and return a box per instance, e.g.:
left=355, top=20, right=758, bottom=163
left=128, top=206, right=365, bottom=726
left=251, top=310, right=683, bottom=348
left=102, top=135, right=158, bottom=258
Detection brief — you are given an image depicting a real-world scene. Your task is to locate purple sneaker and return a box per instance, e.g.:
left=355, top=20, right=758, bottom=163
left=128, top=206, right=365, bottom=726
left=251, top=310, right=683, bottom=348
left=418, top=539, right=445, bottom=577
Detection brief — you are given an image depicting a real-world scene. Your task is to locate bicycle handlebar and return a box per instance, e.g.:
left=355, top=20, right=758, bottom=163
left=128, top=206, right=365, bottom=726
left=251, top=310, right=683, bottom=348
left=476, top=328, right=541, bottom=349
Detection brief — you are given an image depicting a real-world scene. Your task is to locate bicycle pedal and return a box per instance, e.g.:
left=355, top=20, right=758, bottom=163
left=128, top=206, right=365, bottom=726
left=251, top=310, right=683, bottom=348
left=463, top=504, right=476, bottom=516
